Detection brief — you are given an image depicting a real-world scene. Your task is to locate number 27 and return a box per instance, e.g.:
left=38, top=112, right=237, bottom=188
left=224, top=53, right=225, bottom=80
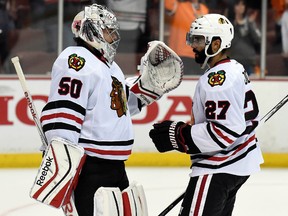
left=205, top=91, right=259, bottom=121
left=205, top=100, right=230, bottom=120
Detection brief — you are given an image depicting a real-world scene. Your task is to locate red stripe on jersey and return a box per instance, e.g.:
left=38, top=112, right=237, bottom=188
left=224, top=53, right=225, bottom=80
left=211, top=123, right=234, bottom=144
left=32, top=144, right=59, bottom=200
left=208, top=135, right=255, bottom=162
left=84, top=148, right=132, bottom=156
left=130, top=82, right=158, bottom=100
left=40, top=113, right=83, bottom=124
left=194, top=175, right=208, bottom=216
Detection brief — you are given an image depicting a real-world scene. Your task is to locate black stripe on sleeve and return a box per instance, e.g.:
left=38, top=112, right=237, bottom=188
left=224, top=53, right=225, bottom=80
left=43, top=122, right=81, bottom=133
left=125, top=85, right=130, bottom=101
left=79, top=138, right=134, bottom=146
left=190, top=143, right=241, bottom=160
left=42, top=100, right=86, bottom=116
left=206, top=122, right=227, bottom=149
left=212, top=122, right=241, bottom=138
left=192, top=144, right=257, bottom=169
left=190, top=135, right=257, bottom=160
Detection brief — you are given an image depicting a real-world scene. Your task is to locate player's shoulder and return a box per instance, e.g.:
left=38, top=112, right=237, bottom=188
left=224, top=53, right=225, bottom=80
left=54, top=46, right=110, bottom=77
left=199, top=59, right=245, bottom=90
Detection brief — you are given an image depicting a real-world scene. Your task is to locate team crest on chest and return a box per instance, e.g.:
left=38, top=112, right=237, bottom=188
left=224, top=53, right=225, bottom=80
left=68, top=54, right=86, bottom=71
left=207, top=70, right=226, bottom=87
left=110, top=76, right=127, bottom=117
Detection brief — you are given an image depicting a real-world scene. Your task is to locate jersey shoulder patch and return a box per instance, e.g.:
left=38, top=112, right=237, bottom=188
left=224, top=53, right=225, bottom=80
left=68, top=53, right=86, bottom=71
left=207, top=70, right=226, bottom=87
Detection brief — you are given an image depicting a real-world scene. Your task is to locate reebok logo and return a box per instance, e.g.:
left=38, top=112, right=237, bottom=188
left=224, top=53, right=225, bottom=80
left=36, top=156, right=53, bottom=186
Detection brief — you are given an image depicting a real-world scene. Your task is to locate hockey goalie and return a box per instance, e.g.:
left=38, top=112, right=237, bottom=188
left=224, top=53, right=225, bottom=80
left=28, top=3, right=183, bottom=216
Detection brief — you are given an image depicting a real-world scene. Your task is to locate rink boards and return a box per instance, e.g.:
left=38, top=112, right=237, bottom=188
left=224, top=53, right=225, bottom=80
left=0, top=76, right=287, bottom=167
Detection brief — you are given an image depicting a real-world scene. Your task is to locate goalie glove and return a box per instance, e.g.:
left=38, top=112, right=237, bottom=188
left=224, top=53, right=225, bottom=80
left=130, top=40, right=184, bottom=106
left=149, top=120, right=200, bottom=154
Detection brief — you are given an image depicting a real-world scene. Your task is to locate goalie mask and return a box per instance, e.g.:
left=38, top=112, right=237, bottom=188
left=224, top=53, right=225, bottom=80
left=186, top=14, right=234, bottom=68
left=71, top=4, right=120, bottom=64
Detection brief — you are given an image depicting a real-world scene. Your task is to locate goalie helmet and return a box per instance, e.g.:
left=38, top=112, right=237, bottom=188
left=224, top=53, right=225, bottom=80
left=186, top=14, right=234, bottom=68
left=71, top=4, right=120, bottom=64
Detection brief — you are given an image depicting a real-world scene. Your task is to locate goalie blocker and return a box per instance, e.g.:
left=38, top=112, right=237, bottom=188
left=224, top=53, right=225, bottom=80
left=30, top=137, right=86, bottom=208
left=130, top=40, right=183, bottom=106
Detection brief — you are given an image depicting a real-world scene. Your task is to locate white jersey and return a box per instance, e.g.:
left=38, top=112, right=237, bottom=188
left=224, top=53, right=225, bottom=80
left=41, top=46, right=140, bottom=160
left=190, top=59, right=264, bottom=177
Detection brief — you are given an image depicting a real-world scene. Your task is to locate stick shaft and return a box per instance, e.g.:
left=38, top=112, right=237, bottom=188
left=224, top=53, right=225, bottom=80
left=261, top=94, right=288, bottom=123
left=11, top=56, right=79, bottom=216
left=11, top=56, right=48, bottom=146
left=158, top=192, right=185, bottom=216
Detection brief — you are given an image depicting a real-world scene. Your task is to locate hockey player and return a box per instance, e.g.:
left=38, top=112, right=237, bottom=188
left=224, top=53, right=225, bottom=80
left=149, top=14, right=264, bottom=216
left=36, top=3, right=183, bottom=216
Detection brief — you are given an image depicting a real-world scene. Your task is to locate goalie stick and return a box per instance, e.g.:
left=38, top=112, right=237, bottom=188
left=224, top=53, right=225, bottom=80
left=158, top=93, right=288, bottom=216
left=11, top=56, right=79, bottom=216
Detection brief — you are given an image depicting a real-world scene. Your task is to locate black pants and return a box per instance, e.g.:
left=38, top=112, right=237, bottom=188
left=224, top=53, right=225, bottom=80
left=179, top=173, right=249, bottom=216
left=74, top=156, right=129, bottom=216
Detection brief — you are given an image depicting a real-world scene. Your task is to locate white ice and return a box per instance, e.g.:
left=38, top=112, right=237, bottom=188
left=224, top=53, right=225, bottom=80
left=0, top=167, right=288, bottom=216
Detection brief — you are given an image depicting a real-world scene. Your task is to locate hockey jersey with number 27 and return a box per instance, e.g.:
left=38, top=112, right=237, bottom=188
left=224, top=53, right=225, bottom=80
left=189, top=59, right=264, bottom=177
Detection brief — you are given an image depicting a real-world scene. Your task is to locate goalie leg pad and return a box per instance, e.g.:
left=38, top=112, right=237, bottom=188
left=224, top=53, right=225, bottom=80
left=94, top=187, right=124, bottom=216
left=62, top=192, right=79, bottom=216
left=122, top=182, right=148, bottom=216
left=30, top=137, right=86, bottom=208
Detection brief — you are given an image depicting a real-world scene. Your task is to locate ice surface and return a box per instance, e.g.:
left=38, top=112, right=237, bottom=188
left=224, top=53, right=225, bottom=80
left=0, top=167, right=288, bottom=216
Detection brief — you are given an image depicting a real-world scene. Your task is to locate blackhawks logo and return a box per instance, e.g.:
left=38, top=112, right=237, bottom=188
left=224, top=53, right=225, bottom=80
left=68, top=54, right=85, bottom=71
left=208, top=70, right=226, bottom=87
left=110, top=76, right=127, bottom=117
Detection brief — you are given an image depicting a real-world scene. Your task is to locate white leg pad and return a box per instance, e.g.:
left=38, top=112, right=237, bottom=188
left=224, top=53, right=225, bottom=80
left=122, top=182, right=148, bottom=216
left=30, top=137, right=86, bottom=208
left=94, top=187, right=124, bottom=216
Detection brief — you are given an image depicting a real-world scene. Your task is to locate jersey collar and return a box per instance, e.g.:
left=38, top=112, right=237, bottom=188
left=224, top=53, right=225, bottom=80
left=213, top=57, right=231, bottom=67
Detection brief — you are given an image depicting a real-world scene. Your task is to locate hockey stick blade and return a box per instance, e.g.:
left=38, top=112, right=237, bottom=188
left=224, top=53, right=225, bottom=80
left=158, top=94, right=288, bottom=216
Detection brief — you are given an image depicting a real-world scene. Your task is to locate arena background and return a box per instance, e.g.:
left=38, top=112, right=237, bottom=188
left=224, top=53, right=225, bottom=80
left=0, top=76, right=287, bottom=168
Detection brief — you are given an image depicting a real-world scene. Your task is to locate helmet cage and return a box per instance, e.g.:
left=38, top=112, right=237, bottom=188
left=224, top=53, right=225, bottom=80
left=72, top=4, right=120, bottom=64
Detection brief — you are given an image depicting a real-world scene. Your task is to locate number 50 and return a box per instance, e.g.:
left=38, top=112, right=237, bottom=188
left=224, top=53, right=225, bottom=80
left=58, top=77, right=83, bottom=99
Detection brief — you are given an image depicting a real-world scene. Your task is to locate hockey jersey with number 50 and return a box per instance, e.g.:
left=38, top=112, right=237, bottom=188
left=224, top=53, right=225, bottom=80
left=190, top=59, right=264, bottom=177
left=40, top=46, right=141, bottom=161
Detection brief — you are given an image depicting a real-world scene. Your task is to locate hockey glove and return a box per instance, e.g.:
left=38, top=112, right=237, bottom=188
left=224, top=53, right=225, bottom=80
left=149, top=120, right=193, bottom=153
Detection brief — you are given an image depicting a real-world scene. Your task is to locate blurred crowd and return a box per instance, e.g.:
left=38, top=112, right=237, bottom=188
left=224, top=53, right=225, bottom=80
left=0, top=0, right=287, bottom=76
